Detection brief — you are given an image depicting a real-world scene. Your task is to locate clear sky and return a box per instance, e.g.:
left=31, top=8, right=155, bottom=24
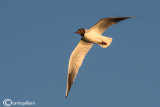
left=0, top=0, right=160, bottom=107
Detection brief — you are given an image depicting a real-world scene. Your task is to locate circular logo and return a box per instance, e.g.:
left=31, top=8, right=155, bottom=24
left=3, top=99, right=12, bottom=106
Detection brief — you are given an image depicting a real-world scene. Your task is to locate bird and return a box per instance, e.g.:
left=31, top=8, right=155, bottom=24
left=65, top=17, right=134, bottom=98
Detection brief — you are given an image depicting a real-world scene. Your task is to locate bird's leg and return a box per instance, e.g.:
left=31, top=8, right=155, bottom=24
left=100, top=41, right=107, bottom=45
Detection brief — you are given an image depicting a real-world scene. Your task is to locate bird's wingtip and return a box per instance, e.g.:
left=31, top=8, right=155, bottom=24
left=65, top=92, right=68, bottom=98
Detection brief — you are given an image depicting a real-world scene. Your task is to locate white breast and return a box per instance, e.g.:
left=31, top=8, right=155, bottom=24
left=84, top=30, right=102, bottom=43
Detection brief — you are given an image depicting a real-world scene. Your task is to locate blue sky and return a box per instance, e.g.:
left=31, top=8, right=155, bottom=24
left=0, top=0, right=160, bottom=107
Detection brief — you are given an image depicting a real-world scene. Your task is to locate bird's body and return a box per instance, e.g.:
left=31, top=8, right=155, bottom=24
left=83, top=29, right=112, bottom=48
left=65, top=17, right=134, bottom=98
left=83, top=29, right=101, bottom=43
left=83, top=29, right=102, bottom=43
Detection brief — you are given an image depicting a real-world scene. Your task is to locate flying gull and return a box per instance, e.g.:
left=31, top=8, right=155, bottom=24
left=66, top=17, right=134, bottom=98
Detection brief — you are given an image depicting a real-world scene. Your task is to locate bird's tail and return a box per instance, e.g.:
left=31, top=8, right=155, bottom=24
left=98, top=36, right=112, bottom=48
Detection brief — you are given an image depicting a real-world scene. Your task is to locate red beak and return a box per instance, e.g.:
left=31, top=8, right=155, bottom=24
left=75, top=31, right=78, bottom=34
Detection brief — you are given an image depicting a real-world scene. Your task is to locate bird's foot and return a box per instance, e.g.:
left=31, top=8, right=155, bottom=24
left=100, top=41, right=107, bottom=45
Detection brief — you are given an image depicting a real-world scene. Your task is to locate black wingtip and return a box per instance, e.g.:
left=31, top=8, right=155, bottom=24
left=109, top=16, right=137, bottom=23
left=110, top=17, right=129, bottom=23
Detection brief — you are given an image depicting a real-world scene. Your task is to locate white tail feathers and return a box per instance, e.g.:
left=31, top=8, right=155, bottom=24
left=98, top=36, right=112, bottom=48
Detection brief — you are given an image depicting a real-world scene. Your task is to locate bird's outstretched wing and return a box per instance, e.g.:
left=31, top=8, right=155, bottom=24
left=66, top=38, right=93, bottom=98
left=89, top=17, right=133, bottom=34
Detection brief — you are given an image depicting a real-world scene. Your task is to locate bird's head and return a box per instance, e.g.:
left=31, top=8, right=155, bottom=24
left=75, top=28, right=85, bottom=36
